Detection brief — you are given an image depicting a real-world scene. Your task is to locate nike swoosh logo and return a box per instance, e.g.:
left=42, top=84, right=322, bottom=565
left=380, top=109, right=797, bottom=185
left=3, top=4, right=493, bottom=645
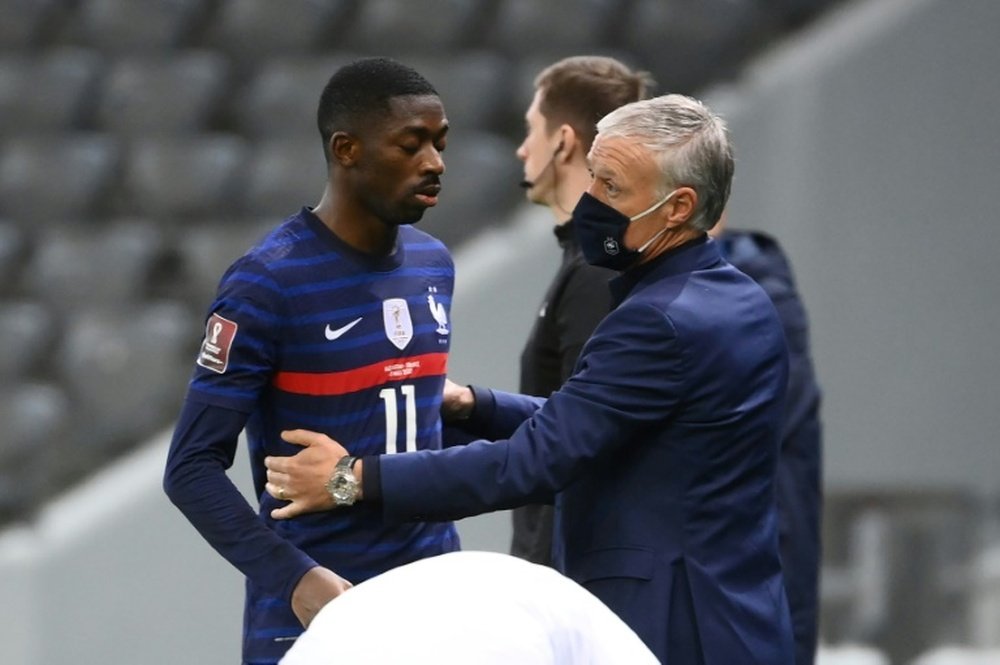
left=325, top=317, right=362, bottom=341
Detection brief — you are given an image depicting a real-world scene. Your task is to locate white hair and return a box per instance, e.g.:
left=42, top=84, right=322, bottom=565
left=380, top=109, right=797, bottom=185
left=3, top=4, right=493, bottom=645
left=596, top=94, right=733, bottom=232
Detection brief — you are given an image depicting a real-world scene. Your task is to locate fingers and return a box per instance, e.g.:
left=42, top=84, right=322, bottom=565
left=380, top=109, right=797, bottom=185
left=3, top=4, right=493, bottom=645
left=271, top=503, right=304, bottom=520
left=281, top=429, right=328, bottom=447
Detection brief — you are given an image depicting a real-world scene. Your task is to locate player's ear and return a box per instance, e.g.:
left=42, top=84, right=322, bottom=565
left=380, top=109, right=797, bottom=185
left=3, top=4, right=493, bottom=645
left=331, top=131, right=359, bottom=167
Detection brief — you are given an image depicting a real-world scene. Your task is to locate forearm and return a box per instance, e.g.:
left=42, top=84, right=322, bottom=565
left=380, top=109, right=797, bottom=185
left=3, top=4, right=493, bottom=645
left=164, top=400, right=317, bottom=600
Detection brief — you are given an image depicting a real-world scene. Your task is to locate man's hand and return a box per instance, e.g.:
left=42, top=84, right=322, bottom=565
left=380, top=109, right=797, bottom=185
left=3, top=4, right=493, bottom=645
left=291, top=566, right=352, bottom=628
left=441, top=378, right=475, bottom=422
left=265, top=430, right=349, bottom=519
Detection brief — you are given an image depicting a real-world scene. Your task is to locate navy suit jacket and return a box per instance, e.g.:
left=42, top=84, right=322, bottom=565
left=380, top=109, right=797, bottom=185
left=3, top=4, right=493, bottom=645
left=379, top=237, right=795, bottom=664
left=720, top=230, right=822, bottom=665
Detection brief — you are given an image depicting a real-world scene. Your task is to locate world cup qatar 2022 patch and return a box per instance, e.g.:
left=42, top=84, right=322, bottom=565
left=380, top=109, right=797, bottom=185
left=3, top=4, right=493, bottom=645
left=197, top=313, right=238, bottom=374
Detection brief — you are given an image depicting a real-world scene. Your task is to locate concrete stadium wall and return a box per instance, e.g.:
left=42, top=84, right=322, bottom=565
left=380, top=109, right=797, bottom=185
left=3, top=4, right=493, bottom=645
left=704, top=0, right=1000, bottom=492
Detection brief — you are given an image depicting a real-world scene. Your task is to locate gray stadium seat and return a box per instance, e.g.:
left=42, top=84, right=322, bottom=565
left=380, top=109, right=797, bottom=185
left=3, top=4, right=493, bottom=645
left=0, top=134, right=119, bottom=221
left=402, top=53, right=513, bottom=133
left=0, top=301, right=57, bottom=380
left=244, top=139, right=326, bottom=217
left=0, top=0, right=67, bottom=49
left=348, top=0, right=490, bottom=53
left=0, top=382, right=70, bottom=520
left=23, top=221, right=167, bottom=310
left=236, top=56, right=357, bottom=137
left=487, top=0, right=622, bottom=56
left=421, top=130, right=523, bottom=249
left=0, top=49, right=102, bottom=134
left=123, top=135, right=249, bottom=219
left=175, top=219, right=275, bottom=305
left=70, top=0, right=210, bottom=52
left=56, top=302, right=197, bottom=453
left=0, top=219, right=29, bottom=294
left=207, top=0, right=354, bottom=58
left=623, top=0, right=776, bottom=93
left=96, top=52, right=230, bottom=135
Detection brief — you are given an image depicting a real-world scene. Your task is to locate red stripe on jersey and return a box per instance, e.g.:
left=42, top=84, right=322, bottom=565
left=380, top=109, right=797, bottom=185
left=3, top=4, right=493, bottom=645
left=273, top=352, right=448, bottom=396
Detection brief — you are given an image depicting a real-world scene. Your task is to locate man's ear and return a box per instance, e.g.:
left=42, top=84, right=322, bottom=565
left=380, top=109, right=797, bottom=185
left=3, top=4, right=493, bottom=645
left=330, top=132, right=359, bottom=167
left=665, top=187, right=699, bottom=228
left=555, top=124, right=578, bottom=163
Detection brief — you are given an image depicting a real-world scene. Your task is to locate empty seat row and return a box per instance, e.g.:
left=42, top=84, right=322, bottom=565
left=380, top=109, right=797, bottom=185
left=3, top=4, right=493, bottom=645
left=0, top=50, right=522, bottom=136
left=0, top=131, right=522, bottom=232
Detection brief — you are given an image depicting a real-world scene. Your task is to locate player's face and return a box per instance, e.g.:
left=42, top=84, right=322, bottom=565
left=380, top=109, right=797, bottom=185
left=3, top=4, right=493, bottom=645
left=516, top=90, right=560, bottom=206
left=357, top=94, right=448, bottom=225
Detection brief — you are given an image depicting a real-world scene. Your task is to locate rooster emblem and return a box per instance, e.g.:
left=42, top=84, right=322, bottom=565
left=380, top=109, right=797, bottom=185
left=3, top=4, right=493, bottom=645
left=427, top=293, right=450, bottom=335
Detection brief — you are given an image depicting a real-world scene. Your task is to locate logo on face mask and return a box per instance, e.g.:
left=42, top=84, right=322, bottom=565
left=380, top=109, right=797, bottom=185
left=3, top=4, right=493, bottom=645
left=571, top=191, right=677, bottom=270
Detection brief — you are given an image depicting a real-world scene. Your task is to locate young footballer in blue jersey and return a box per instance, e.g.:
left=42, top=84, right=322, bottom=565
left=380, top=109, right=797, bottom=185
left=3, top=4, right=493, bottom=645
left=163, top=58, right=457, bottom=665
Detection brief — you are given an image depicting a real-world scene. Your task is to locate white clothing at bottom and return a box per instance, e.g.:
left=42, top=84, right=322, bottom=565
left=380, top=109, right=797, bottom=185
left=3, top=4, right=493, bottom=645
left=279, top=550, right=659, bottom=665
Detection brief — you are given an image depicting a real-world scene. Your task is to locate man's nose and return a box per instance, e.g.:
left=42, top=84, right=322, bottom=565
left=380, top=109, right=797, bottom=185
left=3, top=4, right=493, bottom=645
left=422, top=147, right=445, bottom=175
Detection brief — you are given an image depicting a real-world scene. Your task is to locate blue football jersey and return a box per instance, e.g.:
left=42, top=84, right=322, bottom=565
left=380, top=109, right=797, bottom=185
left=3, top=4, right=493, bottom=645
left=185, top=208, right=460, bottom=662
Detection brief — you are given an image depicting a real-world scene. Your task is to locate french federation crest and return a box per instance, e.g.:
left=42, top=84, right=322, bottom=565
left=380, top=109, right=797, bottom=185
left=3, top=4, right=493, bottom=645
left=427, top=293, right=449, bottom=335
left=383, top=298, right=413, bottom=350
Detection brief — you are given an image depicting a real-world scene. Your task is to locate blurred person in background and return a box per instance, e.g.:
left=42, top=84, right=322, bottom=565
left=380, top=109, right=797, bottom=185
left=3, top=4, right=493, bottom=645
left=163, top=57, right=457, bottom=665
left=509, top=54, right=654, bottom=567
left=711, top=212, right=823, bottom=665
left=264, top=94, right=796, bottom=664
left=279, top=551, right=658, bottom=665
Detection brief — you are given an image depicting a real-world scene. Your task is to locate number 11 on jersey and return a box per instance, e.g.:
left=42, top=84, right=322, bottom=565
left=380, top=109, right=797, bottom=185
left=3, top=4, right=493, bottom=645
left=379, top=384, right=417, bottom=454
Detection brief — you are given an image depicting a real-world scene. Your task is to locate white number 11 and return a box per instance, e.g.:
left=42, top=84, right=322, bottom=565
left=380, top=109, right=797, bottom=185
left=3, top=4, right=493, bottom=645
left=379, top=384, right=417, bottom=454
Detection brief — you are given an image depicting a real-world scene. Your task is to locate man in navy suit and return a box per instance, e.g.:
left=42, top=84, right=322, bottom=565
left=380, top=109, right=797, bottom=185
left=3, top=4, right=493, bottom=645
left=264, top=94, right=795, bottom=665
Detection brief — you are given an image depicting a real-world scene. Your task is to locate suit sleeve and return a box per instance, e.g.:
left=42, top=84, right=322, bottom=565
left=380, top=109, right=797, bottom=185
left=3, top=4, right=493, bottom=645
left=378, top=302, right=686, bottom=522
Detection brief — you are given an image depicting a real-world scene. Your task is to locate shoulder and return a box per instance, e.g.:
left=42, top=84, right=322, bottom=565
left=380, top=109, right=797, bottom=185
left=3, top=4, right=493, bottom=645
left=719, top=229, right=794, bottom=284
left=400, top=225, right=454, bottom=268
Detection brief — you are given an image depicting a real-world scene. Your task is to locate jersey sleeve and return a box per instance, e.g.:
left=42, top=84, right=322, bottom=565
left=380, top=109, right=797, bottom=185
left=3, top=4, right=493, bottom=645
left=163, top=399, right=318, bottom=599
left=185, top=254, right=283, bottom=413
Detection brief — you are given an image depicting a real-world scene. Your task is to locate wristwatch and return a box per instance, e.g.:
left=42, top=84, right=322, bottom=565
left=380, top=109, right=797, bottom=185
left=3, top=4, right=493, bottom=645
left=325, top=455, right=360, bottom=506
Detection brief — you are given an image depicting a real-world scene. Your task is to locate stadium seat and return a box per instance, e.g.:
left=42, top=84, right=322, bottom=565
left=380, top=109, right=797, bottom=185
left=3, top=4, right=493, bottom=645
left=206, top=0, right=354, bottom=58
left=96, top=52, right=230, bottom=135
left=123, top=135, right=249, bottom=219
left=421, top=130, right=522, bottom=249
left=486, top=0, right=622, bottom=56
left=0, top=220, right=29, bottom=294
left=174, top=219, right=275, bottom=306
left=55, top=302, right=197, bottom=455
left=0, top=382, right=70, bottom=521
left=0, top=49, right=102, bottom=134
left=816, top=644, right=890, bottom=665
left=0, top=0, right=67, bottom=49
left=909, top=647, right=1000, bottom=665
left=623, top=0, right=776, bottom=93
left=236, top=56, right=357, bottom=137
left=347, top=0, right=491, bottom=53
left=244, top=139, right=326, bottom=217
left=0, top=301, right=56, bottom=381
left=23, top=221, right=168, bottom=310
left=0, top=134, right=119, bottom=221
left=69, top=0, right=211, bottom=52
left=402, top=52, right=514, bottom=133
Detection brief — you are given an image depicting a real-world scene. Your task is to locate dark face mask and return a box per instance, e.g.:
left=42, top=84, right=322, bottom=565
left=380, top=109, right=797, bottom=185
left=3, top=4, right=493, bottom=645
left=571, top=191, right=676, bottom=270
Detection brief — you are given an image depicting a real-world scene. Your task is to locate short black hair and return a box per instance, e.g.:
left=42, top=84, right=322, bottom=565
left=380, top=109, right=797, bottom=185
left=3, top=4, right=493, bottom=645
left=317, top=57, right=438, bottom=155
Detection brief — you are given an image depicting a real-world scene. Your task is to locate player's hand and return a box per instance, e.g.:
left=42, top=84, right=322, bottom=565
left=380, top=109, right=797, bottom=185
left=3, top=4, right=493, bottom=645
left=265, top=430, right=348, bottom=519
left=441, top=378, right=475, bottom=422
left=291, top=566, right=352, bottom=628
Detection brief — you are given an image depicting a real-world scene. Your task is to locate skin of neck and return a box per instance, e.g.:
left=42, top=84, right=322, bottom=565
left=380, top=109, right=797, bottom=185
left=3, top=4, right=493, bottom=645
left=312, top=179, right=399, bottom=257
left=550, top=156, right=593, bottom=225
